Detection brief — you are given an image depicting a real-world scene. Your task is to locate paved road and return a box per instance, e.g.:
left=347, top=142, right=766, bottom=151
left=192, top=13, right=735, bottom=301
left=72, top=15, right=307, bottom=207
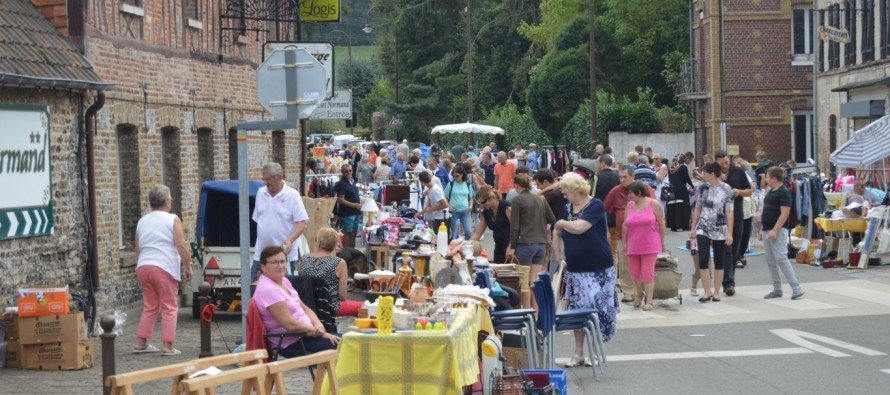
left=557, top=229, right=890, bottom=394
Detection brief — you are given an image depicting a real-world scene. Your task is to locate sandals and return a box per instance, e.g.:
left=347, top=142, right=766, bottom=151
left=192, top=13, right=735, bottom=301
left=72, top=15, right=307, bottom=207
left=690, top=288, right=699, bottom=297
left=132, top=344, right=160, bottom=354
left=564, top=355, right=586, bottom=367
left=160, top=348, right=182, bottom=356
left=642, top=303, right=654, bottom=311
left=698, top=296, right=712, bottom=303
left=633, top=297, right=642, bottom=309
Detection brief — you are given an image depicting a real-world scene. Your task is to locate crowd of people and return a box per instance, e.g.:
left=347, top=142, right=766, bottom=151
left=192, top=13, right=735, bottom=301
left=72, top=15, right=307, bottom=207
left=131, top=137, right=822, bottom=372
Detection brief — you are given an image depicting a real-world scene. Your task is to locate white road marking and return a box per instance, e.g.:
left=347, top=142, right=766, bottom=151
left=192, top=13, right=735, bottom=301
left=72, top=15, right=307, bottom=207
left=683, top=300, right=752, bottom=316
left=816, top=286, right=890, bottom=307
left=596, top=329, right=885, bottom=362
left=762, top=298, right=841, bottom=311
left=881, top=369, right=890, bottom=375
left=770, top=328, right=887, bottom=358
left=606, top=348, right=812, bottom=362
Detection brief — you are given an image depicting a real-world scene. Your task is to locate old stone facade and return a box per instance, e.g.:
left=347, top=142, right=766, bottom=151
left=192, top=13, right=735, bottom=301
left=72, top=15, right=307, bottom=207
left=815, top=0, right=890, bottom=173
left=685, top=0, right=814, bottom=163
left=0, top=0, right=305, bottom=315
left=0, top=88, right=91, bottom=308
left=82, top=0, right=304, bottom=312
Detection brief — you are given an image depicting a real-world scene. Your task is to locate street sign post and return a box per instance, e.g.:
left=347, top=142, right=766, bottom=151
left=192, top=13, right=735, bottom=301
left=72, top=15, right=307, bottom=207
left=236, top=48, right=326, bottom=340
left=256, top=48, right=327, bottom=121
left=263, top=42, right=335, bottom=99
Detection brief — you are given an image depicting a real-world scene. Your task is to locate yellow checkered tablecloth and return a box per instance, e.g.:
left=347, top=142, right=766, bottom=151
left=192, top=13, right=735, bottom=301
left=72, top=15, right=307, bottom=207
left=814, top=217, right=868, bottom=233
left=323, top=305, right=491, bottom=395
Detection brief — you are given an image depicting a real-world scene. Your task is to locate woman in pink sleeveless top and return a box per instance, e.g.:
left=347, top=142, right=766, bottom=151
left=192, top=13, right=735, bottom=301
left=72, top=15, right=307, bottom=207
left=622, top=181, right=666, bottom=311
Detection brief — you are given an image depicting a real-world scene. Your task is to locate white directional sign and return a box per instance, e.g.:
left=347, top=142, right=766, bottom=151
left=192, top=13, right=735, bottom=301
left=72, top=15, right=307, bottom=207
left=0, top=106, right=53, bottom=239
left=309, top=90, right=352, bottom=120
left=256, top=49, right=327, bottom=120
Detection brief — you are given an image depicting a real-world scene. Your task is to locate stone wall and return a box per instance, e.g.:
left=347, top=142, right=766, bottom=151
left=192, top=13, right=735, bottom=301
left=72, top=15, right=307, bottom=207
left=608, top=132, right=695, bottom=163
left=0, top=88, right=89, bottom=308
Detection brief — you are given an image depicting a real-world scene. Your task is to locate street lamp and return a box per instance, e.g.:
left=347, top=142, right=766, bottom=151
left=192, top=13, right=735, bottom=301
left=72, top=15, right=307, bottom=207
left=328, top=29, right=354, bottom=133
left=363, top=6, right=398, bottom=105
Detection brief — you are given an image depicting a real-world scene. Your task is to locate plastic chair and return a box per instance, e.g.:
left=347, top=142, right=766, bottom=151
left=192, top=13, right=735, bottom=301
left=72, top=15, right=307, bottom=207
left=475, top=270, right=539, bottom=370
left=538, top=272, right=606, bottom=376
left=530, top=280, right=554, bottom=370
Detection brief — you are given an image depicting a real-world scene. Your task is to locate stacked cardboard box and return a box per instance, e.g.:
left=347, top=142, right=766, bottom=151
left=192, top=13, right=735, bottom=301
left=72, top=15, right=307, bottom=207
left=1, top=313, right=19, bottom=368
left=17, top=312, right=93, bottom=370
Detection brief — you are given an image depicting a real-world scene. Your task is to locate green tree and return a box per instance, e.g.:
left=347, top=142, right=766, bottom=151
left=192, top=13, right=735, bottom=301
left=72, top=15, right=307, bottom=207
left=527, top=19, right=589, bottom=141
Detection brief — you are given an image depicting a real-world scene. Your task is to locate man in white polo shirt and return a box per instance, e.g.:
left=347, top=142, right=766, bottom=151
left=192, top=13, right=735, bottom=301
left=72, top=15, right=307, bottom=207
left=251, top=163, right=309, bottom=282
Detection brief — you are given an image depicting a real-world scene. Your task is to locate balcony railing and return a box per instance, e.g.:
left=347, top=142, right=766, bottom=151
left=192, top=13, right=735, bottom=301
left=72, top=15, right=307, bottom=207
left=678, top=58, right=706, bottom=100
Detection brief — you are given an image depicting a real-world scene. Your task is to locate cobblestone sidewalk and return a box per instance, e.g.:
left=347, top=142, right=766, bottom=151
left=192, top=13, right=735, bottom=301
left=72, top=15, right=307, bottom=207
left=0, top=307, right=318, bottom=394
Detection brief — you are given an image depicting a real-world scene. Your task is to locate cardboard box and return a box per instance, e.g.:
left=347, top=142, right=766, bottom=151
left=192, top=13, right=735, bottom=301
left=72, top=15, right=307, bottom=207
left=18, top=312, right=85, bottom=345
left=1, top=314, right=18, bottom=340
left=5, top=340, right=21, bottom=368
left=22, top=340, right=94, bottom=370
left=18, top=286, right=69, bottom=317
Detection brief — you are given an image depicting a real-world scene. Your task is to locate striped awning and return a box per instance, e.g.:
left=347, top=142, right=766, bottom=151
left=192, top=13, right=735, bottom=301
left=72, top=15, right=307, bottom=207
left=830, top=115, right=890, bottom=168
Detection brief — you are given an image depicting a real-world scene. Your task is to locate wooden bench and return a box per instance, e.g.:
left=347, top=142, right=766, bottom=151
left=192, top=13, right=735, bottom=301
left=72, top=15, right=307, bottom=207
left=263, top=350, right=339, bottom=395
left=179, top=363, right=269, bottom=395
left=105, top=350, right=268, bottom=395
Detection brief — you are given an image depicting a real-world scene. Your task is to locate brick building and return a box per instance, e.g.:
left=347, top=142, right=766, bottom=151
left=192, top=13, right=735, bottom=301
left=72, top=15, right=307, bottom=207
left=0, top=0, right=305, bottom=318
left=682, top=0, right=815, bottom=163
left=815, top=0, right=890, bottom=173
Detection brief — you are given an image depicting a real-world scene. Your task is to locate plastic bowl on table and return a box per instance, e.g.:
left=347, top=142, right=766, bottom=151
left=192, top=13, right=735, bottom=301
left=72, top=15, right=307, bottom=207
left=355, top=318, right=375, bottom=329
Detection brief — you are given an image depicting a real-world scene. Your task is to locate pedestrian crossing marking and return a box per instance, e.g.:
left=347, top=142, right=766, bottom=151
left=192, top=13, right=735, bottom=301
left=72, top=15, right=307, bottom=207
left=617, top=280, right=890, bottom=329
left=815, top=286, right=890, bottom=307
left=682, top=300, right=752, bottom=316
left=734, top=291, right=841, bottom=311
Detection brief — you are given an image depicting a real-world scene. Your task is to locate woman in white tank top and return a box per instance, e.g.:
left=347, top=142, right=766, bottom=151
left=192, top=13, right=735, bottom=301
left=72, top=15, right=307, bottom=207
left=133, top=185, right=193, bottom=356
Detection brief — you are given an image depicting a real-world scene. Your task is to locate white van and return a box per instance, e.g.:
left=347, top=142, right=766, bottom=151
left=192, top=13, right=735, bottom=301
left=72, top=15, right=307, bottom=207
left=331, top=134, right=356, bottom=149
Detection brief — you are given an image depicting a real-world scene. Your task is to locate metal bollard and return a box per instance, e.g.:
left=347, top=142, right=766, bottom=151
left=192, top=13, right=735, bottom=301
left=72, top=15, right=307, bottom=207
left=198, top=282, right=213, bottom=358
left=100, top=314, right=117, bottom=395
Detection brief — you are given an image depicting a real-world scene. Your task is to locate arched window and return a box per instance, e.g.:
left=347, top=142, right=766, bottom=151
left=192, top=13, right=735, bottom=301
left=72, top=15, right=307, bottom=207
left=272, top=130, right=286, bottom=172
left=116, top=124, right=141, bottom=250
left=228, top=128, right=238, bottom=180
left=161, top=127, right=183, bottom=217
left=197, top=128, right=214, bottom=183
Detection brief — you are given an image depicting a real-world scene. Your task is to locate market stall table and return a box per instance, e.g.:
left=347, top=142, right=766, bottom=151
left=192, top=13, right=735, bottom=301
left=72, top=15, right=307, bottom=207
left=322, top=304, right=493, bottom=395
left=814, top=217, right=869, bottom=233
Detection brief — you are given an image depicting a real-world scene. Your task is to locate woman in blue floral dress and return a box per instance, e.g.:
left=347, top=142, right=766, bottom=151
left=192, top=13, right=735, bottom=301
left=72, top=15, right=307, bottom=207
left=553, top=173, right=617, bottom=368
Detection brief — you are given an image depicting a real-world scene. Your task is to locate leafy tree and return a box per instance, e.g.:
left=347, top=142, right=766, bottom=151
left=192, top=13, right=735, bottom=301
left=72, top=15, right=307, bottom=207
left=337, top=59, right=381, bottom=128
left=527, top=28, right=589, bottom=141
left=360, top=79, right=394, bottom=130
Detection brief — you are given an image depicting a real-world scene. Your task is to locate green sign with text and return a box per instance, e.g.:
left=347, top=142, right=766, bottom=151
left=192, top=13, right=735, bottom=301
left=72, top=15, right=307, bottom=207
left=0, top=105, right=53, bottom=239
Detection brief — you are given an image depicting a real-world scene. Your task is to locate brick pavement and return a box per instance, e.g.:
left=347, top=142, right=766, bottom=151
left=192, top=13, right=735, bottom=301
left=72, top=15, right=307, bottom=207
left=0, top=307, right=320, bottom=394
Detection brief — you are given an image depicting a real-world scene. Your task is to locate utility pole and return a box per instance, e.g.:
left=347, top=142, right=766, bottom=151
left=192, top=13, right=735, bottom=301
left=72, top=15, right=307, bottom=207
left=589, top=0, right=597, bottom=154
left=466, top=0, right=474, bottom=146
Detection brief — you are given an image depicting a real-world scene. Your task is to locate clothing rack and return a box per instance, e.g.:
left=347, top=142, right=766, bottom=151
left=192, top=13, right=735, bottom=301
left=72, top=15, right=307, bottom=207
left=787, top=165, right=824, bottom=240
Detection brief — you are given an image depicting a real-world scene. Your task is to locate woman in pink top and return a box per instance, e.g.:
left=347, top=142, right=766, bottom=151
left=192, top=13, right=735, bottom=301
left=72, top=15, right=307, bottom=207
left=622, top=181, right=666, bottom=311
left=253, top=246, right=340, bottom=357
